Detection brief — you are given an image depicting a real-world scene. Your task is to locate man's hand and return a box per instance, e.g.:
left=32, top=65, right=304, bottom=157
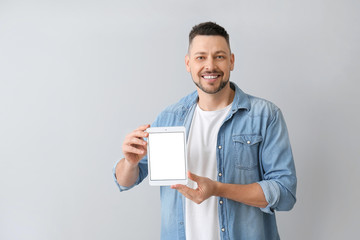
left=171, top=171, right=218, bottom=204
left=116, top=124, right=150, bottom=187
left=171, top=171, right=268, bottom=208
left=122, top=124, right=150, bottom=166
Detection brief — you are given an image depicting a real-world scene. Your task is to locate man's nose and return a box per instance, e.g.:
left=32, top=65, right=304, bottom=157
left=204, top=58, right=215, bottom=71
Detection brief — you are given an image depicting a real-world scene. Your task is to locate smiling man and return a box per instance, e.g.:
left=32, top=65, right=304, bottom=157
left=187, top=34, right=234, bottom=95
left=113, top=22, right=297, bottom=240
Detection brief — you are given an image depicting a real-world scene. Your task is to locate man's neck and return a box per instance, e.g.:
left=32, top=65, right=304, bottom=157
left=197, top=84, right=235, bottom=111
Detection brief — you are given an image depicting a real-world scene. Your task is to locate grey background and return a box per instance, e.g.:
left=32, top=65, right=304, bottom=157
left=1, top=0, right=359, bottom=239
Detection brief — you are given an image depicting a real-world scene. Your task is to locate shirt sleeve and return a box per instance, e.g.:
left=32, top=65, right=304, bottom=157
left=257, top=108, right=297, bottom=214
left=112, top=156, right=149, bottom=192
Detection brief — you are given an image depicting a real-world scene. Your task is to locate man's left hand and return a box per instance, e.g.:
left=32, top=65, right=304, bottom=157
left=171, top=171, right=218, bottom=204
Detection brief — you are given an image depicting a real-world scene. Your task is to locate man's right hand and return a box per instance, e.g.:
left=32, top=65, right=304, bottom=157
left=122, top=124, right=150, bottom=166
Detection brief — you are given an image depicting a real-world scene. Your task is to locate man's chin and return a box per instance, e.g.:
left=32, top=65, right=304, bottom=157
left=194, top=79, right=229, bottom=94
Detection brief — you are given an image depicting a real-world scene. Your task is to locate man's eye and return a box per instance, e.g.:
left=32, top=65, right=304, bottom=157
left=196, top=56, right=204, bottom=60
left=216, top=56, right=225, bottom=59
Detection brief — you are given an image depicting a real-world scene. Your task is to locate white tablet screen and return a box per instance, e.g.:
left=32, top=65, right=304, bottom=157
left=148, top=131, right=187, bottom=182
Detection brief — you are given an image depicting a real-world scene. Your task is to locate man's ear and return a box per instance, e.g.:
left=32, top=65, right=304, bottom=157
left=230, top=53, right=235, bottom=71
left=185, top=54, right=191, bottom=72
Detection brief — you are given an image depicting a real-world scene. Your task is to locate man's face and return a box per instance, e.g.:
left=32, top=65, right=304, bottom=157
left=185, top=35, right=234, bottom=94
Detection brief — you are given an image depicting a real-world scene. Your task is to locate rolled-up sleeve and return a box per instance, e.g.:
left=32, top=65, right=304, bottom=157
left=112, top=157, right=149, bottom=192
left=258, top=108, right=297, bottom=214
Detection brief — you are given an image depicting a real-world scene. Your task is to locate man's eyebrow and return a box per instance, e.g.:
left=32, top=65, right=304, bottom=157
left=193, top=51, right=207, bottom=55
left=193, top=50, right=228, bottom=55
left=214, top=50, right=228, bottom=55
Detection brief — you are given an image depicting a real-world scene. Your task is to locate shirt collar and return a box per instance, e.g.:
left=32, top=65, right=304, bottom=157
left=180, top=81, right=250, bottom=112
left=230, top=81, right=251, bottom=112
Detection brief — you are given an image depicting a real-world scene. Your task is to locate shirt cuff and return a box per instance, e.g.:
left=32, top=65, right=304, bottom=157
left=112, top=159, right=141, bottom=192
left=257, top=180, right=280, bottom=214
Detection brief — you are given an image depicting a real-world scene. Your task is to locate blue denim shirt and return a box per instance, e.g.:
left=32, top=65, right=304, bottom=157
left=113, top=82, right=297, bottom=240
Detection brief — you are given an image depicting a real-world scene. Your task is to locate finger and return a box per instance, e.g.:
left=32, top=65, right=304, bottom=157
left=136, top=124, right=151, bottom=131
left=172, top=185, right=196, bottom=198
left=171, top=184, right=184, bottom=189
left=123, top=145, right=145, bottom=155
left=128, top=137, right=147, bottom=146
left=129, top=130, right=149, bottom=139
left=188, top=171, right=200, bottom=182
left=124, top=135, right=142, bottom=147
left=173, top=185, right=201, bottom=204
left=171, top=184, right=189, bottom=192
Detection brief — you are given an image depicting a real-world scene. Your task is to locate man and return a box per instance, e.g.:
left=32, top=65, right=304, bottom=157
left=113, top=22, right=297, bottom=240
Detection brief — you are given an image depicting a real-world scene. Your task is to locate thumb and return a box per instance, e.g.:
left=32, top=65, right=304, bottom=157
left=188, top=171, right=200, bottom=182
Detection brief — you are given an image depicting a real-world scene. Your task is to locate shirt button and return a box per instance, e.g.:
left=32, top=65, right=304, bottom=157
left=218, top=172, right=222, bottom=177
left=221, top=228, right=225, bottom=232
left=219, top=200, right=223, bottom=205
left=247, top=140, right=251, bottom=144
left=218, top=145, right=222, bottom=149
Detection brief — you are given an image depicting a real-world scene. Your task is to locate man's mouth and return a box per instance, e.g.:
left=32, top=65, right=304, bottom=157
left=201, top=73, right=221, bottom=81
left=203, top=75, right=218, bottom=79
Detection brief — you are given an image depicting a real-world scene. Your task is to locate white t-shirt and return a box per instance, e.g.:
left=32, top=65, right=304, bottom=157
left=185, top=103, right=232, bottom=240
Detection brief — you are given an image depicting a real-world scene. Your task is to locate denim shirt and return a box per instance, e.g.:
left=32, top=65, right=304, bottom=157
left=113, top=82, right=297, bottom=240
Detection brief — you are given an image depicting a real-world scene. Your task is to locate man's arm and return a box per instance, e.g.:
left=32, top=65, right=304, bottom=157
left=115, top=158, right=140, bottom=187
left=171, top=171, right=268, bottom=208
left=115, top=124, right=150, bottom=187
left=215, top=181, right=267, bottom=208
left=172, top=109, right=297, bottom=211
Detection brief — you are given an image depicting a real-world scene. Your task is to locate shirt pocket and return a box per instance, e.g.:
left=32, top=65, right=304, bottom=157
left=232, top=134, right=263, bottom=170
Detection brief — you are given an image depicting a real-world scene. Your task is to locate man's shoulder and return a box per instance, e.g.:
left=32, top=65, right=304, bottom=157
left=231, top=82, right=280, bottom=118
left=246, top=93, right=281, bottom=118
left=161, top=90, right=198, bottom=114
left=152, top=90, right=198, bottom=126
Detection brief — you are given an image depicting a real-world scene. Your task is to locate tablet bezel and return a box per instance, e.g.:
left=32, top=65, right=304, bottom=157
left=146, top=126, right=188, bottom=186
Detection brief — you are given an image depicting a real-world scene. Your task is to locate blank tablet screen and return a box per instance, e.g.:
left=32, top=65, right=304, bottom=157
left=148, top=131, right=187, bottom=181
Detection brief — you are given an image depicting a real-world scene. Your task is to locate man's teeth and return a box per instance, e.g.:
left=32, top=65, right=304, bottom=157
left=203, top=75, right=218, bottom=79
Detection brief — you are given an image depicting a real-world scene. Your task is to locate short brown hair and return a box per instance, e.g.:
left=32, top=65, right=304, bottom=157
left=189, top=22, right=230, bottom=49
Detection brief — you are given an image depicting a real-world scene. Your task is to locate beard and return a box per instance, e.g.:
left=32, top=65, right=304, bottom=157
left=193, top=77, right=230, bottom=94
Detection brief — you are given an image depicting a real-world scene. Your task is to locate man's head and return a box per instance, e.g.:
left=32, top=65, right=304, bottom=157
left=186, top=22, right=234, bottom=95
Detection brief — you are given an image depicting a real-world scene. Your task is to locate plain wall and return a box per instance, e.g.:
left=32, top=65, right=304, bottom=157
left=1, top=0, right=359, bottom=239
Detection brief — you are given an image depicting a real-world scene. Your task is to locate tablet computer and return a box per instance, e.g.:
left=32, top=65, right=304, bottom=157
left=146, top=126, right=188, bottom=186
